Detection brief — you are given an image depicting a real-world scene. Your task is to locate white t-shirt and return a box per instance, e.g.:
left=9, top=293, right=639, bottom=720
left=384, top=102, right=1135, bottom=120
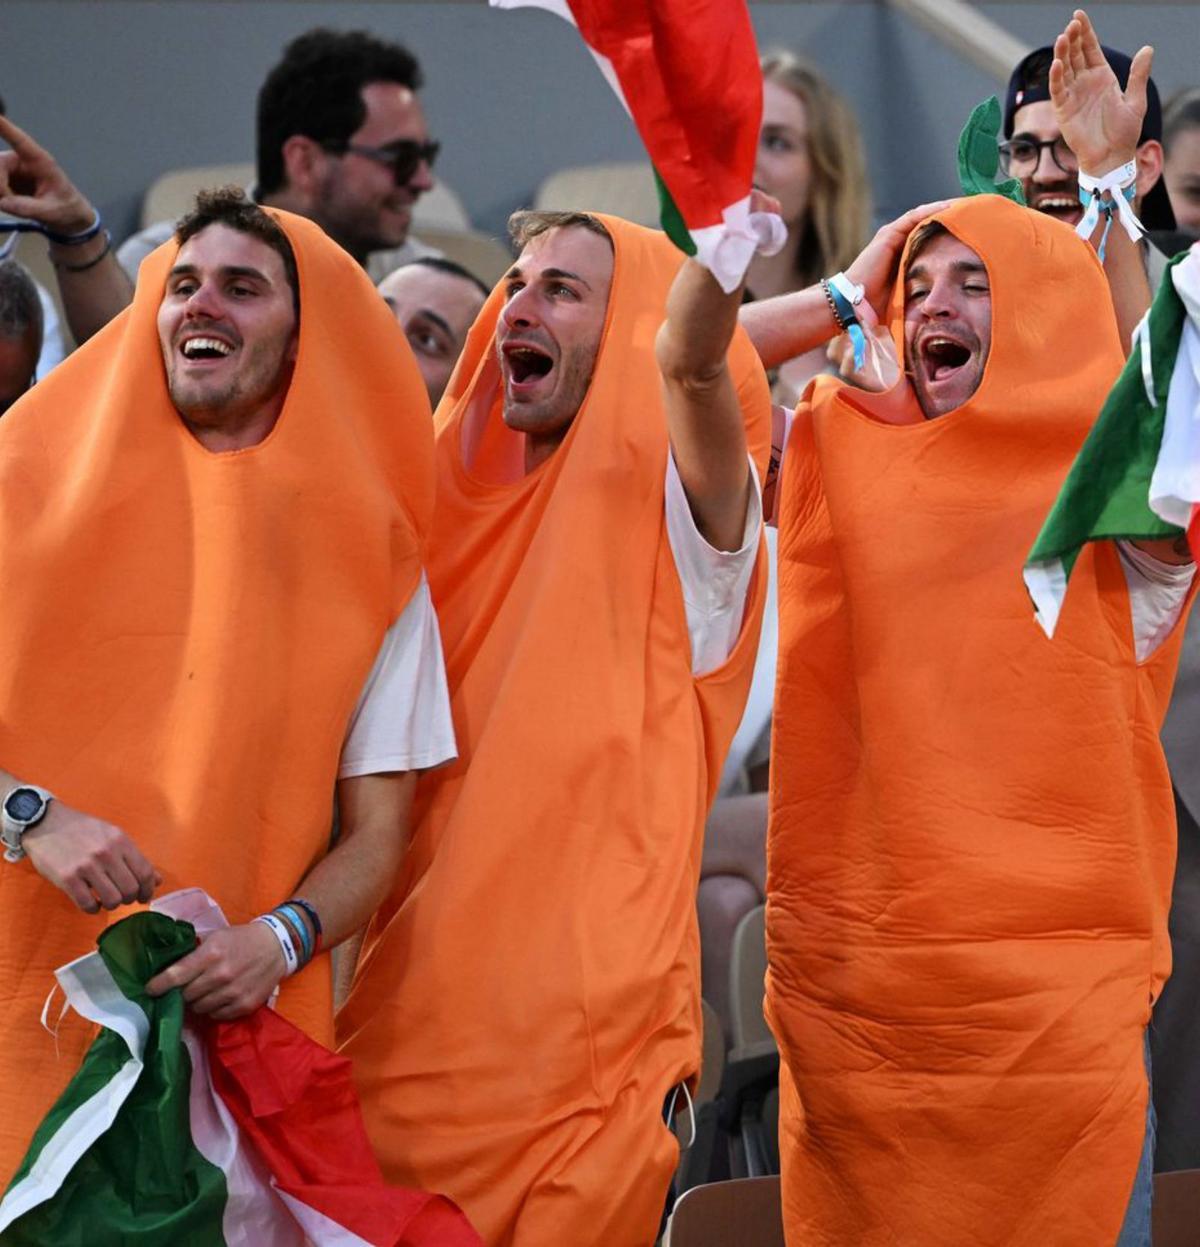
left=664, top=454, right=763, bottom=677
left=338, top=574, right=457, bottom=777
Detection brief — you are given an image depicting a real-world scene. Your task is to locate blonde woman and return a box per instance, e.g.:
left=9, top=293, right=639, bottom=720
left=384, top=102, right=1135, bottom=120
left=748, top=51, right=871, bottom=401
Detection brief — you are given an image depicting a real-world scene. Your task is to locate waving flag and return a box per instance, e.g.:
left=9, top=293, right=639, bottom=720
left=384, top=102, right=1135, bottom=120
left=0, top=893, right=481, bottom=1247
left=492, top=0, right=779, bottom=292
left=1024, top=245, right=1200, bottom=636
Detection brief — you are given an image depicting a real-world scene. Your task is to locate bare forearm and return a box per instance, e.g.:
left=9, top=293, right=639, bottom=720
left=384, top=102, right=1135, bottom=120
left=657, top=259, right=754, bottom=552
left=288, top=771, right=414, bottom=949
left=1101, top=226, right=1152, bottom=356
left=48, top=233, right=133, bottom=344
left=658, top=258, right=744, bottom=383
left=739, top=284, right=840, bottom=370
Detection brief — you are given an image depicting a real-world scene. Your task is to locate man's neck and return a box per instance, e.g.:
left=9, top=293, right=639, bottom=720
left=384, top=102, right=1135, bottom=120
left=180, top=403, right=284, bottom=454
left=522, top=425, right=573, bottom=474
left=259, top=189, right=370, bottom=268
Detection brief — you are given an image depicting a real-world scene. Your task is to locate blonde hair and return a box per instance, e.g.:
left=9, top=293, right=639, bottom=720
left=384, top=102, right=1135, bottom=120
left=760, top=50, right=871, bottom=287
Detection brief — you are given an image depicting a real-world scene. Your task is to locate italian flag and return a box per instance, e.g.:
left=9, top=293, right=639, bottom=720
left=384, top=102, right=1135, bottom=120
left=0, top=892, right=481, bottom=1246
left=1025, top=245, right=1200, bottom=635
left=490, top=0, right=776, bottom=292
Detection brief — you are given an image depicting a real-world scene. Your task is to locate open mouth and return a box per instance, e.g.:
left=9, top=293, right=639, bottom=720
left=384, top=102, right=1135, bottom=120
left=920, top=335, right=972, bottom=382
left=504, top=344, right=554, bottom=386
left=180, top=336, right=234, bottom=361
left=1032, top=194, right=1081, bottom=222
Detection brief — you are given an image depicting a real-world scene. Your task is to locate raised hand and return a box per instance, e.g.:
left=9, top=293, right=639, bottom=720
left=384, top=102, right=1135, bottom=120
left=1050, top=8, right=1150, bottom=173
left=0, top=113, right=97, bottom=236
left=23, top=801, right=160, bottom=913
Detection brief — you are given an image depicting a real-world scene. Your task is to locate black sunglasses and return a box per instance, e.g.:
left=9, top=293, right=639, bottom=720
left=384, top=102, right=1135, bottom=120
left=322, top=138, right=441, bottom=184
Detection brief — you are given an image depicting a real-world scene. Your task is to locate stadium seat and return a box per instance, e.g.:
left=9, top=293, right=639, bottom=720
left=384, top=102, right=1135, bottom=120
left=1153, top=1168, right=1200, bottom=1246
left=533, top=161, right=660, bottom=227
left=663, top=1177, right=784, bottom=1247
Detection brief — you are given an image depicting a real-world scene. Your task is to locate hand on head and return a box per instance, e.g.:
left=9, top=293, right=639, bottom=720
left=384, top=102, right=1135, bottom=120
left=845, top=200, right=955, bottom=320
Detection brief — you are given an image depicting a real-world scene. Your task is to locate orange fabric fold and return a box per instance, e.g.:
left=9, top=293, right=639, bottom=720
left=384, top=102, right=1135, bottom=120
left=0, top=209, right=433, bottom=1179
left=338, top=216, right=770, bottom=1246
left=768, top=195, right=1188, bottom=1246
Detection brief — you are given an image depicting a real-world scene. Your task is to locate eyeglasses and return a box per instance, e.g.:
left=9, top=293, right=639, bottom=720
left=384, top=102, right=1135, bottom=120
left=322, top=138, right=441, bottom=185
left=997, top=136, right=1078, bottom=178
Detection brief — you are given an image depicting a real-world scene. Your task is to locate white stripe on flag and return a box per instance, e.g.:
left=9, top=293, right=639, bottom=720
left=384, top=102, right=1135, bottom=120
left=0, top=951, right=149, bottom=1231
left=489, top=0, right=632, bottom=115
left=182, top=1026, right=305, bottom=1247
left=1024, top=559, right=1069, bottom=638
left=276, top=1190, right=375, bottom=1247
left=1149, top=255, right=1200, bottom=527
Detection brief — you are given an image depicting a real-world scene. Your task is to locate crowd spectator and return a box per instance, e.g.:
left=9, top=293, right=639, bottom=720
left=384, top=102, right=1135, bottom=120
left=0, top=187, right=453, bottom=1181
left=1163, top=87, right=1200, bottom=237
left=746, top=51, right=870, bottom=403
left=119, top=29, right=442, bottom=282
left=0, top=259, right=41, bottom=415
left=378, top=256, right=488, bottom=406
left=0, top=103, right=131, bottom=368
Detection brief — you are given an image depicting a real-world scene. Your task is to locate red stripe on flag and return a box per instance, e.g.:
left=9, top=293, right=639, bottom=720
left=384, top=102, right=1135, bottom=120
left=203, top=1010, right=482, bottom=1247
left=566, top=0, right=761, bottom=232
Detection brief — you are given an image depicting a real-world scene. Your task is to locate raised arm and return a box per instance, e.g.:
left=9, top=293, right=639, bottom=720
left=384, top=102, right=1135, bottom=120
left=0, top=115, right=133, bottom=345
left=146, top=771, right=415, bottom=1019
left=656, top=251, right=757, bottom=552
left=1050, top=9, right=1155, bottom=349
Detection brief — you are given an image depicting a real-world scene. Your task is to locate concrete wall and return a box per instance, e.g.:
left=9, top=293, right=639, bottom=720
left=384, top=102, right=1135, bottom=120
left=1, top=2, right=1196, bottom=244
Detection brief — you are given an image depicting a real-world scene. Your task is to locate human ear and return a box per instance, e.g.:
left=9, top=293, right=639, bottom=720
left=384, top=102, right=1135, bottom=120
left=1134, top=140, right=1164, bottom=204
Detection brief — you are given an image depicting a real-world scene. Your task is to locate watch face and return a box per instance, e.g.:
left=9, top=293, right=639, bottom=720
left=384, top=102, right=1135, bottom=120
left=4, top=788, right=43, bottom=822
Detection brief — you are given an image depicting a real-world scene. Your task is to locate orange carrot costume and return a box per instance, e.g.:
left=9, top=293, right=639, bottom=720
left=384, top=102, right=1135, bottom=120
left=338, top=216, right=770, bottom=1246
left=767, top=195, right=1189, bottom=1246
left=0, top=210, right=433, bottom=1181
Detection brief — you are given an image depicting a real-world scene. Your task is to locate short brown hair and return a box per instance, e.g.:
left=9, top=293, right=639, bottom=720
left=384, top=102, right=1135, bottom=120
left=174, top=186, right=300, bottom=313
left=507, top=209, right=613, bottom=252
left=906, top=220, right=949, bottom=266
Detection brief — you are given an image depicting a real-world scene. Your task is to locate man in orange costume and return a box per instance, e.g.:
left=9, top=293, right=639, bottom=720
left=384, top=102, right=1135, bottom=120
left=338, top=210, right=772, bottom=1244
left=710, top=28, right=1193, bottom=1233
left=0, top=189, right=453, bottom=1180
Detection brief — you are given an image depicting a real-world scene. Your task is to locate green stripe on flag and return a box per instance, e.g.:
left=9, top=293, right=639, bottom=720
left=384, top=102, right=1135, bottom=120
left=1, top=914, right=228, bottom=1245
left=653, top=166, right=696, bottom=257
left=1024, top=252, right=1191, bottom=632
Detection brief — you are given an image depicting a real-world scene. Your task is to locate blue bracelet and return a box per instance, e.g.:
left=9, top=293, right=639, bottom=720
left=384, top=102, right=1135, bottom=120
left=274, top=903, right=313, bottom=964
left=286, top=896, right=323, bottom=945
left=826, top=280, right=868, bottom=372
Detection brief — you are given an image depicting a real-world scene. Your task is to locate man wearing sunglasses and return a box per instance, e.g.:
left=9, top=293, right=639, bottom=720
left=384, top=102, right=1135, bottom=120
left=119, top=29, right=442, bottom=280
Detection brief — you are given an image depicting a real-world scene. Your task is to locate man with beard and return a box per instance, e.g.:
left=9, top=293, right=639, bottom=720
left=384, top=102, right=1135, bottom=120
left=0, top=187, right=453, bottom=1180
left=337, top=208, right=772, bottom=1246
left=1000, top=11, right=1178, bottom=348
left=119, top=29, right=441, bottom=281
left=705, top=21, right=1192, bottom=1234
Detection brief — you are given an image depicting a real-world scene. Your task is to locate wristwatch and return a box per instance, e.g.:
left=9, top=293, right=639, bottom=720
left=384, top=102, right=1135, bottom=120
left=2, top=785, right=54, bottom=863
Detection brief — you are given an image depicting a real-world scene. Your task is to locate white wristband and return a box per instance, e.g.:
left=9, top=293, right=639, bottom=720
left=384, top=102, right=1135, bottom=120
left=1076, top=159, right=1143, bottom=246
left=828, top=271, right=865, bottom=307
left=255, top=912, right=299, bottom=976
